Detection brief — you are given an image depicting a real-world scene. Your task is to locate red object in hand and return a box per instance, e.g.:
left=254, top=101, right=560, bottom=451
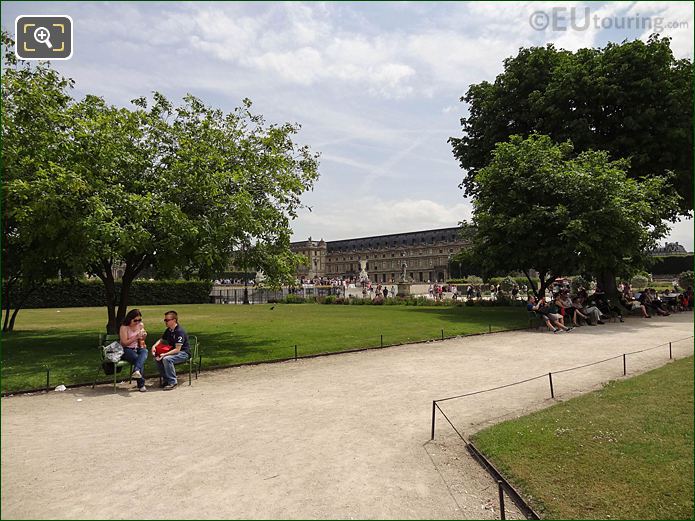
left=155, top=343, right=172, bottom=357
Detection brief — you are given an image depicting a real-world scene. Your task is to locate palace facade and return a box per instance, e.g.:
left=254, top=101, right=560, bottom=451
left=291, top=227, right=468, bottom=283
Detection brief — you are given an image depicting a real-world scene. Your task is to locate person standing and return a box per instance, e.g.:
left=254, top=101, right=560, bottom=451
left=151, top=310, right=190, bottom=390
left=119, top=309, right=149, bottom=392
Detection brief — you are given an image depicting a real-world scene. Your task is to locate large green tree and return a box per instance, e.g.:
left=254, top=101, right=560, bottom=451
left=1, top=32, right=76, bottom=331
left=450, top=35, right=693, bottom=213
left=462, top=134, right=678, bottom=298
left=7, top=84, right=319, bottom=333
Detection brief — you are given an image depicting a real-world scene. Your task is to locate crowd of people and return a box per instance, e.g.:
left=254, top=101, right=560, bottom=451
left=528, top=282, right=693, bottom=333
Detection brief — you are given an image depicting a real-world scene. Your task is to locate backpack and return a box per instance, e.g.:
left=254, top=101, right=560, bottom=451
left=102, top=361, right=124, bottom=375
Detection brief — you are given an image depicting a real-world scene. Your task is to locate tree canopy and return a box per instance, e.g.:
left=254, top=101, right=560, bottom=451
left=3, top=33, right=320, bottom=332
left=450, top=35, right=693, bottom=213
left=461, top=134, right=678, bottom=297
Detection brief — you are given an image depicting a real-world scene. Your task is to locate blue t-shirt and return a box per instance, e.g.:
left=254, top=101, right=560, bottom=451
left=162, top=324, right=190, bottom=356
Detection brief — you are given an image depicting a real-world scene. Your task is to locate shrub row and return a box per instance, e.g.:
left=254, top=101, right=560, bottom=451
left=10, top=280, right=213, bottom=309
left=650, top=255, right=694, bottom=275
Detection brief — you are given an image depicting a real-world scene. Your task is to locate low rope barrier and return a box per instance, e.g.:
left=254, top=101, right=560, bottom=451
left=430, top=334, right=693, bottom=520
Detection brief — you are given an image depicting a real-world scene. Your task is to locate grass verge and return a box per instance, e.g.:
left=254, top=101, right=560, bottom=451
left=472, top=356, right=694, bottom=519
left=1, top=303, right=527, bottom=392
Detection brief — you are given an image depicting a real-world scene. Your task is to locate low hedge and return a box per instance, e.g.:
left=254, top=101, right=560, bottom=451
left=10, top=280, right=213, bottom=308
left=650, top=255, right=694, bottom=275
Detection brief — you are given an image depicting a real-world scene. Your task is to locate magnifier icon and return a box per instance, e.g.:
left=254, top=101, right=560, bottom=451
left=33, top=26, right=53, bottom=49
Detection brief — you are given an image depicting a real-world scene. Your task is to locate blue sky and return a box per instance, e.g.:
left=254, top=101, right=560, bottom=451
left=3, top=1, right=693, bottom=249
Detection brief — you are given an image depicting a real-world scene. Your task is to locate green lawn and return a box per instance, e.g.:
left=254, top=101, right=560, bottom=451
left=472, top=356, right=694, bottom=520
left=1, top=303, right=528, bottom=392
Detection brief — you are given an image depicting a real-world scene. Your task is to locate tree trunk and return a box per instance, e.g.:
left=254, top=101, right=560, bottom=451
left=7, top=283, right=37, bottom=332
left=537, top=271, right=558, bottom=301
left=523, top=269, right=538, bottom=298
left=7, top=306, right=21, bottom=332
left=112, top=254, right=150, bottom=330
left=3, top=278, right=13, bottom=332
left=98, top=261, right=118, bottom=334
left=116, top=274, right=133, bottom=328
left=598, top=270, right=618, bottom=298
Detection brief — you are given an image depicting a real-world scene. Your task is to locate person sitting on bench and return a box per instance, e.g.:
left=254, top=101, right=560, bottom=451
left=151, top=310, right=190, bottom=391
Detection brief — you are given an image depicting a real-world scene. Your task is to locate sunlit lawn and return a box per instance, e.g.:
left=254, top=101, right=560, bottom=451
left=1, top=303, right=528, bottom=392
left=472, top=356, right=694, bottom=519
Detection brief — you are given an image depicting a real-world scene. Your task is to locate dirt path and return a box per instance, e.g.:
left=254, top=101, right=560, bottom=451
left=2, top=314, right=692, bottom=519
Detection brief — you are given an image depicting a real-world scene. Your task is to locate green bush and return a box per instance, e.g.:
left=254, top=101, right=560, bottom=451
left=9, top=279, right=213, bottom=308
left=282, top=294, right=306, bottom=304
left=630, top=273, right=651, bottom=290
left=499, top=276, right=516, bottom=293
left=678, top=271, right=694, bottom=289
left=571, top=275, right=591, bottom=294
left=650, top=254, right=694, bottom=275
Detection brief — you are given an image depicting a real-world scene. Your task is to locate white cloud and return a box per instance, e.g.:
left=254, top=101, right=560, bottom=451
left=293, top=197, right=473, bottom=241
left=2, top=1, right=691, bottom=251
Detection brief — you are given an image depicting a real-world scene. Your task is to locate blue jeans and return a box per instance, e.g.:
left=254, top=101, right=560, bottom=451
left=156, top=351, right=189, bottom=386
left=121, top=347, right=148, bottom=388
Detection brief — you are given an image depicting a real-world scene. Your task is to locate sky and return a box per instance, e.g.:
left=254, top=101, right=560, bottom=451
left=2, top=1, right=693, bottom=249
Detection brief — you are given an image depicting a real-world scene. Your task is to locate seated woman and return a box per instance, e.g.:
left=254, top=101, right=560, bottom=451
left=119, top=308, right=149, bottom=392
left=558, top=291, right=585, bottom=326
left=639, top=288, right=670, bottom=316
left=621, top=289, right=651, bottom=318
left=572, top=296, right=600, bottom=325
left=527, top=295, right=572, bottom=333
left=590, top=285, right=624, bottom=322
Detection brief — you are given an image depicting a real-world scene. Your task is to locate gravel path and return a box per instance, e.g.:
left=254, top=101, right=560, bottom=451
left=2, top=313, right=692, bottom=519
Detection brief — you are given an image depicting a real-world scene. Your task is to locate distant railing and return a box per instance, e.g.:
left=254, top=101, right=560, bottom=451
left=209, top=285, right=344, bottom=304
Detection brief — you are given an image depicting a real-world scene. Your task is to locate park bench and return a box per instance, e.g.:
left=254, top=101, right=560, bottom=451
left=92, top=334, right=201, bottom=391
left=92, top=333, right=133, bottom=392
left=528, top=311, right=545, bottom=330
left=157, top=335, right=201, bottom=387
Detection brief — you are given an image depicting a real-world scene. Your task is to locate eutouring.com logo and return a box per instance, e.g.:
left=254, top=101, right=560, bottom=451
left=529, top=7, right=688, bottom=32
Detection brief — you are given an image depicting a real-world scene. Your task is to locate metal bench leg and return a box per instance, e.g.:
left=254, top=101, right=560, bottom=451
left=92, top=365, right=101, bottom=389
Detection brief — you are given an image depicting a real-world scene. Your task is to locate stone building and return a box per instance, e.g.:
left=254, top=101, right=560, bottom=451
left=291, top=227, right=468, bottom=283
left=648, top=242, right=688, bottom=255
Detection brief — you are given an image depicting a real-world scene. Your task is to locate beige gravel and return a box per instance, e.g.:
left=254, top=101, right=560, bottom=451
left=2, top=313, right=692, bottom=519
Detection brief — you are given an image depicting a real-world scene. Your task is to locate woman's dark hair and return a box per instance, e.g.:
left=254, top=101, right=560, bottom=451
left=123, top=309, right=143, bottom=326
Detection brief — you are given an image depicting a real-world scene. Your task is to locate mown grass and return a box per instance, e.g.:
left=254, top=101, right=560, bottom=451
left=1, top=303, right=528, bottom=392
left=472, top=356, right=694, bottom=519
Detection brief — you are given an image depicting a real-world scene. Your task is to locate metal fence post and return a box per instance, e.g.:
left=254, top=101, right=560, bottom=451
left=548, top=372, right=554, bottom=399
left=294, top=345, right=297, bottom=361
left=623, top=353, right=626, bottom=376
left=46, top=368, right=50, bottom=391
left=381, top=334, right=383, bottom=348
left=431, top=401, right=436, bottom=440
left=669, top=342, right=672, bottom=359
left=498, top=480, right=506, bottom=520
left=441, top=329, right=444, bottom=340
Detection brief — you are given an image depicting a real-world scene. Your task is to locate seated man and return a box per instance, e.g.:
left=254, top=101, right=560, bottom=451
left=639, top=288, right=670, bottom=316
left=151, top=310, right=191, bottom=391
left=620, top=290, right=650, bottom=318
left=572, top=296, right=600, bottom=325
left=590, top=285, right=624, bottom=322
left=527, top=295, right=572, bottom=333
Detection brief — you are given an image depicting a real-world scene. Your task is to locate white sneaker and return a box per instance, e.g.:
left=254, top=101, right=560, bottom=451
left=139, top=386, right=147, bottom=392
left=132, top=370, right=142, bottom=379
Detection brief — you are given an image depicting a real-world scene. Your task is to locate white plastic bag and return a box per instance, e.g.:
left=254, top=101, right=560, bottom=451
left=103, top=341, right=124, bottom=363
